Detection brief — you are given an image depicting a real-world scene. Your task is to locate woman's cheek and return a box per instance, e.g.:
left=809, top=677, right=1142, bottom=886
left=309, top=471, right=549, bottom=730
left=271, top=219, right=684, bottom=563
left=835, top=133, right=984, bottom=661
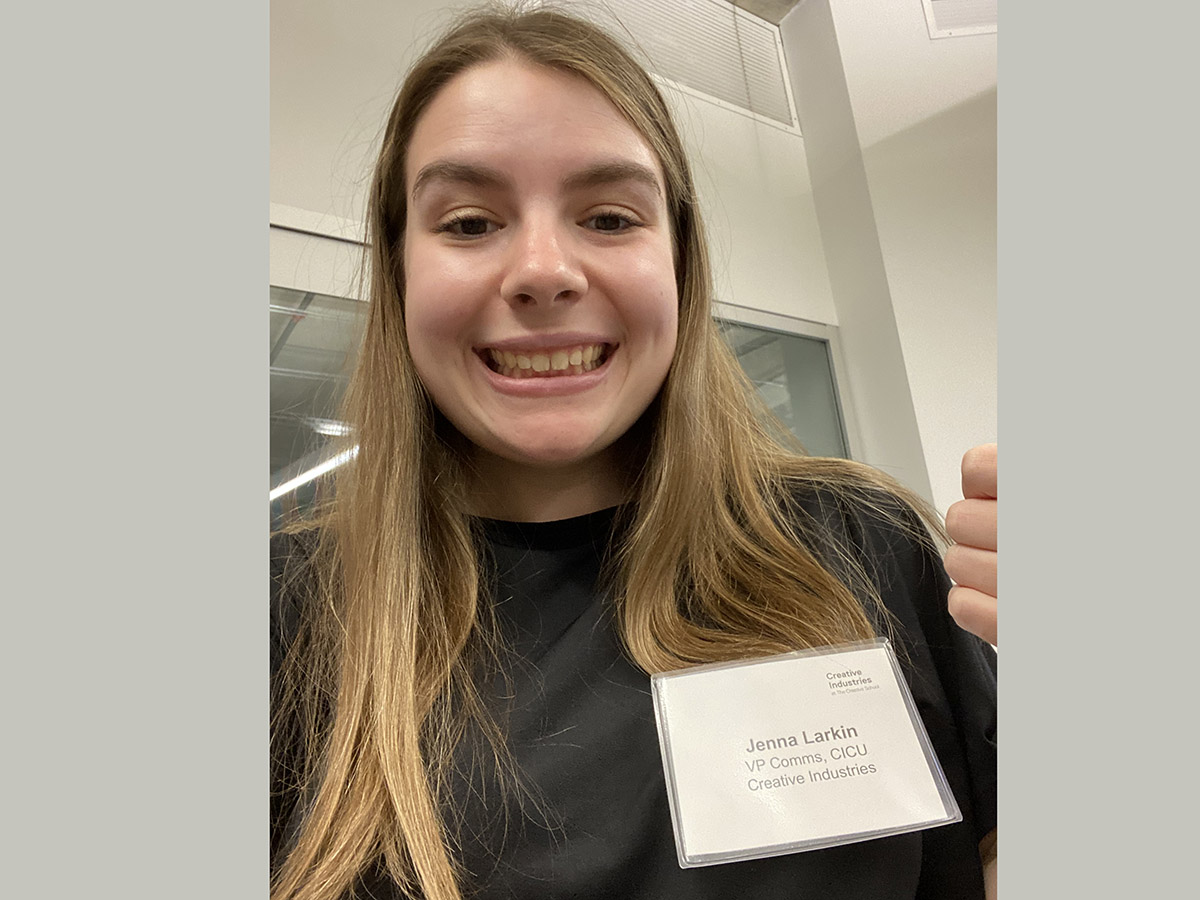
left=405, top=249, right=468, bottom=347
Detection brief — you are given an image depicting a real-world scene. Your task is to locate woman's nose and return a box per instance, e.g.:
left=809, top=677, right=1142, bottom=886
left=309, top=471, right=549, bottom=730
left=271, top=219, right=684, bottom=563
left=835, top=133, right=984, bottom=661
left=499, top=218, right=587, bottom=307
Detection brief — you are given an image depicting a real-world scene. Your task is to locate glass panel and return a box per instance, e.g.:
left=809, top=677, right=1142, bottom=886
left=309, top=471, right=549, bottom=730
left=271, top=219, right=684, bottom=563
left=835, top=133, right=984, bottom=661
left=269, top=286, right=364, bottom=523
left=716, top=320, right=849, bottom=458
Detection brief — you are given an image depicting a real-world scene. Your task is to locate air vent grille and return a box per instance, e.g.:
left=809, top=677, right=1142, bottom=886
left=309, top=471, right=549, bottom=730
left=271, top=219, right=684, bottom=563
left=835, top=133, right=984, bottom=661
left=552, top=0, right=796, bottom=127
left=921, top=0, right=998, bottom=39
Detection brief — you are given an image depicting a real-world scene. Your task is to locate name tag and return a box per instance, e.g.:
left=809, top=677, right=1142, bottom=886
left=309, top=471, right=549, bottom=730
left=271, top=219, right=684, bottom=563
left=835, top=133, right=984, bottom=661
left=651, top=639, right=960, bottom=867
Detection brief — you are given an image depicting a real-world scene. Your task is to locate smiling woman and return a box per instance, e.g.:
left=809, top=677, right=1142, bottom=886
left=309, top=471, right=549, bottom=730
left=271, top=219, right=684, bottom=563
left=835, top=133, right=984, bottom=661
left=270, top=7, right=997, bottom=900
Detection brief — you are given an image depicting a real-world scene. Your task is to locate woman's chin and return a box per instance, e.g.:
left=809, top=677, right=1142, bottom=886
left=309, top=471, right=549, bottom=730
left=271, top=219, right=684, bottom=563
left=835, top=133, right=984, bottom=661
left=469, top=437, right=622, bottom=477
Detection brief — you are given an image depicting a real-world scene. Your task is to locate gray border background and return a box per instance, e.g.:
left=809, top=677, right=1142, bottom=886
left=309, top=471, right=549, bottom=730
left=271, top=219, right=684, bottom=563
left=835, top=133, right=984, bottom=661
left=999, top=1, right=1196, bottom=895
left=9, top=1, right=265, bottom=896
left=8, top=0, right=1196, bottom=896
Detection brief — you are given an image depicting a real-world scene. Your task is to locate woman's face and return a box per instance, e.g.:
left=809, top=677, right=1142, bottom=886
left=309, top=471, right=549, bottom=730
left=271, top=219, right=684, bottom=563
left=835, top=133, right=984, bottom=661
left=403, top=58, right=679, bottom=494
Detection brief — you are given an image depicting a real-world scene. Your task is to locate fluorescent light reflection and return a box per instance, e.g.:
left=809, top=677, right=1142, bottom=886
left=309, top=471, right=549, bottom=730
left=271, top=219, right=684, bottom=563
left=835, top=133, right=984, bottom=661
left=307, top=417, right=352, bottom=437
left=269, top=445, right=359, bottom=501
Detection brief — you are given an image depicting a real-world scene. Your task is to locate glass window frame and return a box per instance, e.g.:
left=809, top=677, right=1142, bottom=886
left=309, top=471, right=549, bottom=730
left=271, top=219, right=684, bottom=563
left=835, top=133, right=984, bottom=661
left=712, top=300, right=862, bottom=462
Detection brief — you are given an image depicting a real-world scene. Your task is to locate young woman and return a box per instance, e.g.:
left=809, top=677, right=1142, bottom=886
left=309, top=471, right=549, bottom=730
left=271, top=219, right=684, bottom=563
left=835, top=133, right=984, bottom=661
left=271, top=7, right=997, bottom=900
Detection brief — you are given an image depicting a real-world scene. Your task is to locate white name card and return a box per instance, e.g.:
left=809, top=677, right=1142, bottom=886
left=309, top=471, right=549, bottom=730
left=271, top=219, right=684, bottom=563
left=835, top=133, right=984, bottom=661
left=651, top=639, right=961, bottom=867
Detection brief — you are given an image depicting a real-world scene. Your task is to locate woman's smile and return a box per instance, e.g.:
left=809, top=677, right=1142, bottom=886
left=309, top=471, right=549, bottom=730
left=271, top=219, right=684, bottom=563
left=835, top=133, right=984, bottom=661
left=479, top=341, right=612, bottom=379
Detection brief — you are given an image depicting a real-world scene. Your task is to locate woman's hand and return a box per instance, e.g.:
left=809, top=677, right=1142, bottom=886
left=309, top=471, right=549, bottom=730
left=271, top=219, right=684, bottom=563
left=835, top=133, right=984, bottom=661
left=944, top=444, right=997, bottom=645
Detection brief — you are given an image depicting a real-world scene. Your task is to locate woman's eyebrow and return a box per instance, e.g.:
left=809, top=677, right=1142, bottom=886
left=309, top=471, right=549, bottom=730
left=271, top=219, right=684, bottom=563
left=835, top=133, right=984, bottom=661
left=562, top=161, right=662, bottom=197
left=410, top=161, right=509, bottom=200
left=410, top=159, right=663, bottom=201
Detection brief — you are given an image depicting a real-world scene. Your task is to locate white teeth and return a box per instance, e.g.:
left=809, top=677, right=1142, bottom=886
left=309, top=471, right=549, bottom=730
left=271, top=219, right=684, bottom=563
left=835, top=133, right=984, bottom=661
left=484, top=343, right=609, bottom=378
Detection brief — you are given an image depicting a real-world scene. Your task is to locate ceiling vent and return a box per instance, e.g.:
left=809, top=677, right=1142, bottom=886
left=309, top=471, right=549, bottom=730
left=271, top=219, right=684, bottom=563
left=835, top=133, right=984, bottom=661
left=548, top=0, right=798, bottom=129
left=920, top=0, right=998, bottom=39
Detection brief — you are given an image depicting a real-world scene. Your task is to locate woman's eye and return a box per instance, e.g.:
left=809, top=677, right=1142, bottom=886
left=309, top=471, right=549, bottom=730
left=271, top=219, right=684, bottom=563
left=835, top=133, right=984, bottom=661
left=436, top=215, right=495, bottom=238
left=587, top=212, right=638, bottom=232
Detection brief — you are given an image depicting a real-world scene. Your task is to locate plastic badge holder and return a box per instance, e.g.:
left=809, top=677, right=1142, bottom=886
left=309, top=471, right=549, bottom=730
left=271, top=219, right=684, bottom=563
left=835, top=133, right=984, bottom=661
left=651, top=639, right=961, bottom=867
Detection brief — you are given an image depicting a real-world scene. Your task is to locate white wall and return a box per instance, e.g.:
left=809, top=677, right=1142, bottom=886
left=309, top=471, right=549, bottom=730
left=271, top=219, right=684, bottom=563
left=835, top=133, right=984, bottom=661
left=662, top=89, right=836, bottom=325
left=270, top=0, right=462, bottom=225
left=862, top=90, right=997, bottom=515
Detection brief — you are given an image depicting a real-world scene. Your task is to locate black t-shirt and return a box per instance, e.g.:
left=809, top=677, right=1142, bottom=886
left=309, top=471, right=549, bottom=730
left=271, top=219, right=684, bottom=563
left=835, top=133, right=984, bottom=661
left=272, top=493, right=997, bottom=899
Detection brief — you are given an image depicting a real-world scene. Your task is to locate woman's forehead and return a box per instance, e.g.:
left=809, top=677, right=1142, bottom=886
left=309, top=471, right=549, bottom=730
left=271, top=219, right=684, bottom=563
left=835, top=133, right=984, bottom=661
left=404, top=58, right=666, bottom=195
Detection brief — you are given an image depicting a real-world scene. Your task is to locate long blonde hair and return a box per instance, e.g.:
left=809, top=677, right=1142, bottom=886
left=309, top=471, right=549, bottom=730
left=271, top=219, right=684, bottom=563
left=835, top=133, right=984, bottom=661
left=271, top=6, right=941, bottom=900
